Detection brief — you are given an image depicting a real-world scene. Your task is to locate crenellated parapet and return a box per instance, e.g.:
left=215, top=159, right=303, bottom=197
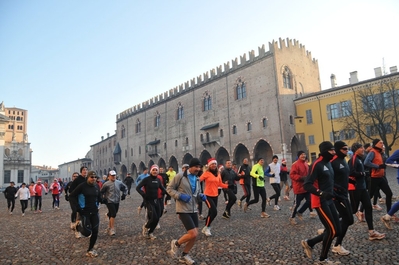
left=116, top=37, right=317, bottom=122
left=269, top=37, right=318, bottom=65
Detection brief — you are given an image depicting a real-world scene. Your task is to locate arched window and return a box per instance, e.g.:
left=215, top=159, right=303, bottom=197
left=139, top=146, right=141, bottom=155
left=200, top=134, right=204, bottom=142
left=283, top=66, right=292, bottom=89
left=185, top=137, right=189, bottom=145
left=131, top=148, right=133, bottom=156
left=232, top=125, right=237, bottom=135
left=177, top=103, right=184, bottom=120
left=121, top=125, right=126, bottom=138
left=203, top=92, right=212, bottom=111
left=164, top=142, right=167, bottom=149
left=175, top=140, right=178, bottom=147
left=154, top=112, right=160, bottom=127
left=5, top=148, right=10, bottom=157
left=247, top=122, right=252, bottom=131
left=206, top=132, right=210, bottom=142
left=135, top=119, right=141, bottom=133
left=220, top=129, right=224, bottom=137
left=262, top=118, right=267, bottom=128
left=236, top=77, right=247, bottom=100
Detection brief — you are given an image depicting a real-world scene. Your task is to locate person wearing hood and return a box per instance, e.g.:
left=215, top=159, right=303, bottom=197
left=349, top=143, right=386, bottom=240
left=329, top=141, right=353, bottom=255
left=301, top=141, right=341, bottom=264
left=364, top=139, right=393, bottom=213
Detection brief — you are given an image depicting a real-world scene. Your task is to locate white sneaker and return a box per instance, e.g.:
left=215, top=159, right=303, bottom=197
left=170, top=239, right=179, bottom=257
left=156, top=223, right=161, bottom=229
left=273, top=205, right=280, bottom=211
left=261, top=212, right=270, bottom=218
left=310, top=211, right=317, bottom=218
left=381, top=214, right=392, bottom=229
left=86, top=249, right=98, bottom=257
left=22, top=213, right=25, bottom=217
left=179, top=254, right=196, bottom=265
left=75, top=231, right=82, bottom=239
left=148, top=233, right=156, bottom=240
left=202, top=226, right=211, bottom=236
left=289, top=217, right=297, bottom=225
left=70, top=222, right=76, bottom=230
left=332, top=244, right=350, bottom=255
left=108, top=228, right=115, bottom=236
left=167, top=201, right=171, bottom=205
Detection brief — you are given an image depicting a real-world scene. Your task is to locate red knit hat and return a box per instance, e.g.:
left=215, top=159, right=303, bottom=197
left=150, top=164, right=159, bottom=171
left=207, top=158, right=217, bottom=166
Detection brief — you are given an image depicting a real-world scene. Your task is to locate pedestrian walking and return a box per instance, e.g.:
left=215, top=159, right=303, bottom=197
left=3, top=181, right=17, bottom=215
left=33, top=179, right=47, bottom=213
left=15, top=182, right=30, bottom=216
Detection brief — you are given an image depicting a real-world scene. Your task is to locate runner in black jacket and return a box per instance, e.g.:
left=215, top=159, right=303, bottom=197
left=301, top=141, right=341, bottom=263
left=330, top=141, right=353, bottom=255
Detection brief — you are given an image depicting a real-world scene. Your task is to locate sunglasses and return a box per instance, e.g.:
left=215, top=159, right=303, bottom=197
left=341, top=148, right=349, bottom=151
left=89, top=175, right=96, bottom=178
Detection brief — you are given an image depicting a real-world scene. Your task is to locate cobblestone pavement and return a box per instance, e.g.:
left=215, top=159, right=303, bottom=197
left=1, top=169, right=399, bottom=265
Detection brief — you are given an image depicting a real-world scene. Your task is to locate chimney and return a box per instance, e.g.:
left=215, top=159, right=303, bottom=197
left=349, top=71, right=358, bottom=84
left=374, top=67, right=382, bottom=77
left=390, top=66, right=397, bottom=74
left=107, top=133, right=110, bottom=138
left=101, top=136, right=104, bottom=141
left=330, top=74, right=337, bottom=88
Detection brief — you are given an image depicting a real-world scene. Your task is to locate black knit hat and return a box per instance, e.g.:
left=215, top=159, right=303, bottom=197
left=351, top=142, right=363, bottom=153
left=189, top=158, right=202, bottom=168
left=334, top=141, right=347, bottom=151
left=319, top=141, right=335, bottom=153
left=372, top=139, right=381, bottom=147
left=297, top=150, right=306, bottom=157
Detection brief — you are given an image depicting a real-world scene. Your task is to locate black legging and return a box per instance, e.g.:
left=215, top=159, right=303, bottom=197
left=224, top=188, right=237, bottom=215
left=361, top=177, right=392, bottom=212
left=79, top=212, right=99, bottom=251
left=269, top=183, right=281, bottom=205
left=291, top=192, right=310, bottom=218
left=145, top=199, right=161, bottom=233
left=349, top=189, right=374, bottom=230
left=204, top=196, right=218, bottom=227
left=69, top=200, right=78, bottom=223
left=52, top=194, right=60, bottom=208
left=248, top=186, right=267, bottom=212
left=34, top=196, right=42, bottom=210
left=334, top=198, right=354, bottom=246
left=20, top=200, right=28, bottom=213
left=7, top=198, right=15, bottom=212
left=157, top=197, right=164, bottom=218
left=307, top=201, right=341, bottom=261
left=240, top=184, right=251, bottom=204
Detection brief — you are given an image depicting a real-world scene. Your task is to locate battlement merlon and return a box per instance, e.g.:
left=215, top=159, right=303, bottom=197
left=116, top=37, right=316, bottom=121
left=269, top=37, right=318, bottom=65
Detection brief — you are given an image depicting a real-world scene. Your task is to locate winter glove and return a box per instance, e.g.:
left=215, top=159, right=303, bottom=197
left=199, top=193, right=207, bottom=202
left=320, top=191, right=334, bottom=200
left=348, top=177, right=356, bottom=185
left=271, top=173, right=275, bottom=177
left=179, top=193, right=191, bottom=203
left=258, top=176, right=264, bottom=181
left=121, top=194, right=126, bottom=201
left=379, top=164, right=386, bottom=169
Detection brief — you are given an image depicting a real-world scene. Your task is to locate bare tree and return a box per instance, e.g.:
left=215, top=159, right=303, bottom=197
left=339, top=76, right=399, bottom=156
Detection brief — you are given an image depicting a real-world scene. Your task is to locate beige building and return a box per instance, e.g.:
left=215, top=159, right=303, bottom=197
left=91, top=38, right=322, bottom=180
left=0, top=102, right=32, bottom=187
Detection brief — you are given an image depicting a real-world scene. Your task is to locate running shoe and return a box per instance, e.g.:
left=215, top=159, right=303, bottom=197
left=178, top=254, right=196, bottom=265
left=381, top=214, right=392, bottom=229
left=369, top=230, right=386, bottom=241
left=86, top=249, right=98, bottom=257
left=301, top=239, right=313, bottom=259
left=332, top=244, right=350, bottom=255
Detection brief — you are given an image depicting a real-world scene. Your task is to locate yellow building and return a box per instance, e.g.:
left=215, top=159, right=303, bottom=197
left=294, top=69, right=399, bottom=162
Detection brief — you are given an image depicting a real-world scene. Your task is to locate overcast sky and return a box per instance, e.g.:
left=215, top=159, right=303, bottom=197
left=1, top=0, right=398, bottom=169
